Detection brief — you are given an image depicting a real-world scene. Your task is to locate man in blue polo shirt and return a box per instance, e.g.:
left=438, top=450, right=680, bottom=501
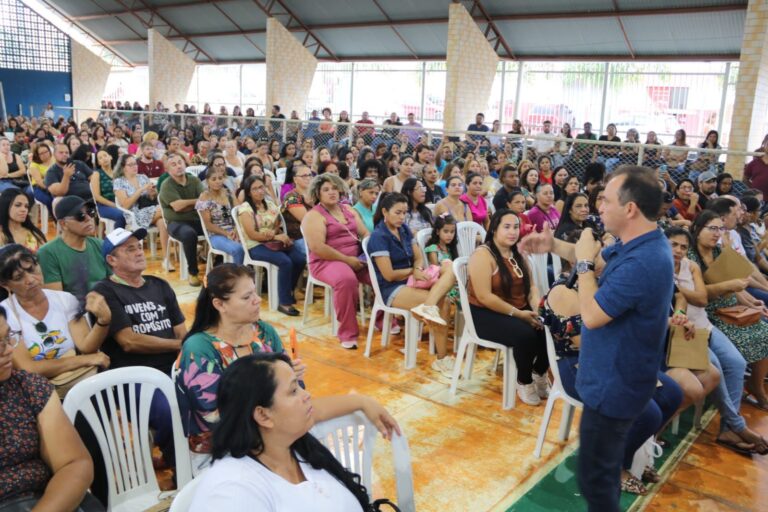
left=522, top=165, right=673, bottom=511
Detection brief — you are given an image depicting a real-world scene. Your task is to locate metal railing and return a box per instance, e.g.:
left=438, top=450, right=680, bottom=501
left=42, top=106, right=765, bottom=182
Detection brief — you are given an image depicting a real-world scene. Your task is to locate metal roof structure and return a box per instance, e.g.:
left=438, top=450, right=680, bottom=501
left=36, top=0, right=747, bottom=67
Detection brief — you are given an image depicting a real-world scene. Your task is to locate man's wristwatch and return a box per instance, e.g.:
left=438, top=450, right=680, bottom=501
left=575, top=260, right=595, bottom=275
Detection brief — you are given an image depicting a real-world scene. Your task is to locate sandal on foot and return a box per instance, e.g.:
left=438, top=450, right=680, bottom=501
left=743, top=394, right=768, bottom=412
left=642, top=465, right=661, bottom=484
left=715, top=437, right=755, bottom=457
left=621, top=474, right=647, bottom=495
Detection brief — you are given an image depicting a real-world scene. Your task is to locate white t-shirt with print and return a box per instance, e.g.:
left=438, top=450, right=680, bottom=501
left=189, top=455, right=364, bottom=512
left=1, top=290, right=79, bottom=360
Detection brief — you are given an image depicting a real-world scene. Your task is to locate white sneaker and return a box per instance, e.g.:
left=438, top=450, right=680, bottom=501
left=340, top=340, right=358, bottom=350
left=431, top=356, right=457, bottom=377
left=390, top=323, right=401, bottom=335
left=411, top=304, right=447, bottom=326
left=532, top=372, right=551, bottom=399
left=517, top=382, right=541, bottom=406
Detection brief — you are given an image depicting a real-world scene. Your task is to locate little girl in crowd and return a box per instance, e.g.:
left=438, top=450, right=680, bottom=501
left=425, top=214, right=459, bottom=265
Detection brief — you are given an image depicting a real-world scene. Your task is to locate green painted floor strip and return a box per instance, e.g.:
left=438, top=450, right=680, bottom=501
left=506, top=406, right=709, bottom=512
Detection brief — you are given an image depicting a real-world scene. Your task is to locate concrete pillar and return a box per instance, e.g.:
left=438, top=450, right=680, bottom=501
left=71, top=40, right=111, bottom=123
left=725, top=0, right=768, bottom=178
left=265, top=18, right=317, bottom=117
left=443, top=2, right=500, bottom=135
left=148, top=28, right=196, bottom=108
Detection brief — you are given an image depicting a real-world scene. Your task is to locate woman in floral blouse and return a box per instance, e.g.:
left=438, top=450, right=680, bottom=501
left=173, top=264, right=305, bottom=474
left=195, top=165, right=242, bottom=264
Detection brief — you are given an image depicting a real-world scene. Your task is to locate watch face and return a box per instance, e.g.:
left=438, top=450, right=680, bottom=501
left=577, top=261, right=592, bottom=273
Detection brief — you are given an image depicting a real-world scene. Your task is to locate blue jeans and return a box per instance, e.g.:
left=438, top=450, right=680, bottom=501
left=248, top=243, right=305, bottom=306
left=209, top=234, right=245, bottom=265
left=578, top=406, right=636, bottom=512
left=293, top=238, right=307, bottom=260
left=622, top=372, right=682, bottom=469
left=97, top=204, right=127, bottom=229
left=708, top=327, right=748, bottom=433
left=746, top=286, right=768, bottom=305
left=604, top=157, right=622, bottom=173
left=33, top=186, right=53, bottom=214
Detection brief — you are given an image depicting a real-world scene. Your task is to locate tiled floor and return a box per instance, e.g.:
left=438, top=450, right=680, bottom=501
left=146, top=255, right=768, bottom=512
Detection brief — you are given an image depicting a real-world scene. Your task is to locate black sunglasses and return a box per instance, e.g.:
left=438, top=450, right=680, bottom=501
left=69, top=207, right=96, bottom=222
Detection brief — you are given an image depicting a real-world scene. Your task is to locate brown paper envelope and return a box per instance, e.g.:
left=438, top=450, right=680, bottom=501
left=703, top=245, right=753, bottom=284
left=666, top=326, right=710, bottom=371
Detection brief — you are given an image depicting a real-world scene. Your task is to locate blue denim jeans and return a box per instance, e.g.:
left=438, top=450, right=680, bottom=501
left=97, top=204, right=127, bottom=229
left=209, top=234, right=245, bottom=265
left=708, top=327, right=748, bottom=433
left=746, top=286, right=768, bottom=306
left=249, top=243, right=305, bottom=305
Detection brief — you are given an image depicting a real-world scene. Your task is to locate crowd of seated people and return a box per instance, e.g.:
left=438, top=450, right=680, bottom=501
left=1, top=102, right=768, bottom=511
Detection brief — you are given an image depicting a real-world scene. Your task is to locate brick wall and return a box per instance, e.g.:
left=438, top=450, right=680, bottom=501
left=725, top=0, right=768, bottom=177
left=71, top=40, right=111, bottom=123
left=265, top=18, right=317, bottom=118
left=148, top=29, right=196, bottom=108
left=442, top=2, right=499, bottom=135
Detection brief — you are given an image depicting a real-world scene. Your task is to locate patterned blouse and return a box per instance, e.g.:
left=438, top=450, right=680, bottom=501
left=173, top=322, right=284, bottom=454
left=237, top=200, right=280, bottom=249
left=195, top=194, right=235, bottom=233
left=281, top=190, right=314, bottom=240
left=97, top=168, right=116, bottom=202
left=0, top=371, right=54, bottom=501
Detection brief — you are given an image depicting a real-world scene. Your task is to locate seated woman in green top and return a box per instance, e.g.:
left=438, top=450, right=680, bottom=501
left=351, top=178, right=379, bottom=233
left=174, top=263, right=392, bottom=476
left=89, top=149, right=126, bottom=229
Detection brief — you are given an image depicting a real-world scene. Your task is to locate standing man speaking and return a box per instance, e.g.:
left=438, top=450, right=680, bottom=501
left=524, top=165, right=673, bottom=511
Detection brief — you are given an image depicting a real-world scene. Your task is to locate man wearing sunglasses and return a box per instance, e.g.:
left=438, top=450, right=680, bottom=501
left=37, top=196, right=110, bottom=303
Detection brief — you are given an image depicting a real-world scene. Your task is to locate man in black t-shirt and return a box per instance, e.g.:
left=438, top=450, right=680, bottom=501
left=92, top=227, right=186, bottom=468
left=93, top=228, right=186, bottom=374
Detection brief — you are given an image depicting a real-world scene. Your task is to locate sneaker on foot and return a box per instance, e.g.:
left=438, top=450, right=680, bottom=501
left=390, top=322, right=401, bottom=335
left=188, top=275, right=201, bottom=287
left=340, top=340, right=358, bottom=350
left=431, top=356, right=456, bottom=377
left=517, top=382, right=541, bottom=406
left=532, top=372, right=551, bottom=399
left=411, top=304, right=447, bottom=326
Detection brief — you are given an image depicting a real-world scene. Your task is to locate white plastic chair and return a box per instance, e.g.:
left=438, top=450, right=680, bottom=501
left=231, top=203, right=280, bottom=311
left=415, top=227, right=432, bottom=264
left=185, top=165, right=206, bottom=177
left=196, top=209, right=234, bottom=275
left=159, top=202, right=205, bottom=280
left=671, top=400, right=704, bottom=435
left=456, top=221, right=486, bottom=258
left=62, top=367, right=193, bottom=512
left=98, top=217, right=116, bottom=238
left=169, top=471, right=205, bottom=512
left=27, top=170, right=49, bottom=235
left=310, top=411, right=415, bottom=512
left=300, top=226, right=365, bottom=335
left=527, top=253, right=563, bottom=294
left=275, top=167, right=287, bottom=185
left=114, top=195, right=160, bottom=258
left=451, top=257, right=518, bottom=409
left=363, top=237, right=434, bottom=369
left=534, top=326, right=584, bottom=457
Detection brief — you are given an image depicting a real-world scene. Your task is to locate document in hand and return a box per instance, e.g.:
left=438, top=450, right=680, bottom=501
left=702, top=245, right=753, bottom=284
left=666, top=326, right=710, bottom=371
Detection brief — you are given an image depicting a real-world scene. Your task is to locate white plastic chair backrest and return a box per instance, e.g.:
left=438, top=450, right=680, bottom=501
left=230, top=203, right=252, bottom=257
left=169, top=471, right=205, bottom=512
left=452, top=256, right=480, bottom=339
left=62, top=367, right=192, bottom=510
left=275, top=167, right=287, bottom=185
left=196, top=208, right=215, bottom=248
left=456, top=221, right=486, bottom=258
left=185, top=165, right=206, bottom=177
left=310, top=412, right=415, bottom=512
left=362, top=237, right=386, bottom=307
left=543, top=325, right=583, bottom=408
left=415, top=227, right=433, bottom=264
left=527, top=253, right=562, bottom=294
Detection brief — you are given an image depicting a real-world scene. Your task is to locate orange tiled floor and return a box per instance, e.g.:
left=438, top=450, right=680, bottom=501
left=145, top=254, right=768, bottom=512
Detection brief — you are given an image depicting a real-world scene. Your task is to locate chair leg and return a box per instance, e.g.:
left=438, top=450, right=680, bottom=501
left=179, top=243, right=189, bottom=281
left=381, top=312, right=391, bottom=347
left=492, top=350, right=501, bottom=374
left=694, top=400, right=703, bottom=429
left=358, top=285, right=366, bottom=327
left=502, top=347, right=517, bottom=410
left=464, top=343, right=478, bottom=379
left=302, top=281, right=313, bottom=326
left=535, top=394, right=558, bottom=457
left=268, top=266, right=279, bottom=311
left=364, top=305, right=380, bottom=358
left=254, top=267, right=263, bottom=297
left=671, top=414, right=680, bottom=435
left=205, top=251, right=213, bottom=275
left=558, top=402, right=574, bottom=441
left=149, top=232, right=157, bottom=258
left=323, top=287, right=331, bottom=318
left=404, top=316, right=420, bottom=370
left=450, top=335, right=470, bottom=397
left=330, top=292, right=338, bottom=336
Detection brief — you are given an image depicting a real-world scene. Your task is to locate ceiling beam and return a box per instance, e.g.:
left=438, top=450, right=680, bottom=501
left=464, top=0, right=516, bottom=59
left=612, top=0, right=636, bottom=59
left=371, top=0, right=419, bottom=60
left=73, top=3, right=746, bottom=28
left=250, top=0, right=339, bottom=61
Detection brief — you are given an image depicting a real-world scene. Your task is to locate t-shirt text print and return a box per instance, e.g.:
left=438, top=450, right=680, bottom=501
left=124, top=301, right=174, bottom=334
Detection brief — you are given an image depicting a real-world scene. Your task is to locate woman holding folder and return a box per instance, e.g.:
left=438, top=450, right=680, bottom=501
left=686, top=212, right=768, bottom=413
left=667, top=226, right=768, bottom=455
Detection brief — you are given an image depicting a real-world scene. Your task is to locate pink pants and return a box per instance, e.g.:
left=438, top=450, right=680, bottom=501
left=311, top=259, right=371, bottom=343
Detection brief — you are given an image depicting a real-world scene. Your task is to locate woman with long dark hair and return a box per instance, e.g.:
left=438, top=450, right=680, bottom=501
left=401, top=177, right=433, bottom=235
left=467, top=209, right=549, bottom=405
left=0, top=189, right=47, bottom=252
left=554, top=192, right=590, bottom=241
left=188, top=352, right=399, bottom=510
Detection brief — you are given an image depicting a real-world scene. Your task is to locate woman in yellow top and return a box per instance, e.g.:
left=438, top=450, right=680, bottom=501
left=0, top=188, right=47, bottom=253
left=28, top=141, right=55, bottom=215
